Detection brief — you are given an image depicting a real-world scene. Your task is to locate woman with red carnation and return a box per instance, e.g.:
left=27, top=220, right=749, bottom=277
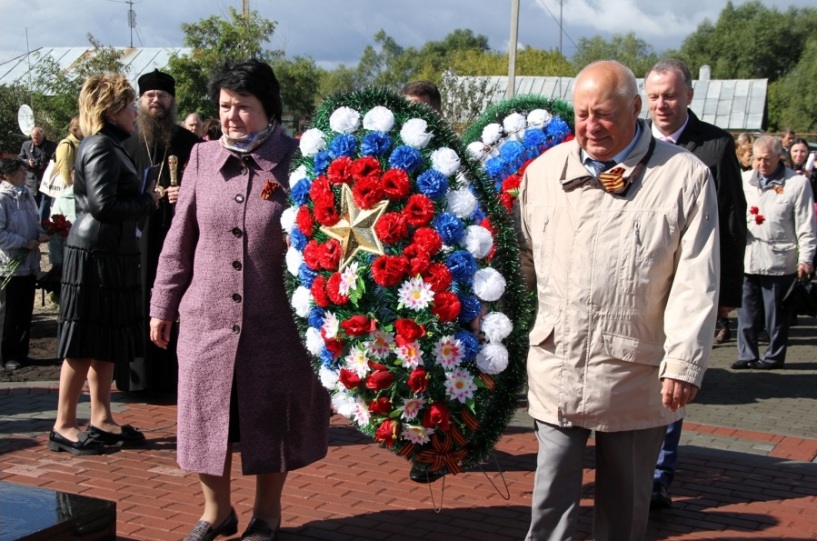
left=149, top=59, right=329, bottom=541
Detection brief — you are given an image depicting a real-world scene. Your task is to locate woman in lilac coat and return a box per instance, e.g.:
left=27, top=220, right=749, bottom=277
left=150, top=60, right=330, bottom=541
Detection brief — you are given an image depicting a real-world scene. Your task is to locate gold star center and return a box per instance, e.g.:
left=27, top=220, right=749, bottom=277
left=320, top=183, right=389, bottom=271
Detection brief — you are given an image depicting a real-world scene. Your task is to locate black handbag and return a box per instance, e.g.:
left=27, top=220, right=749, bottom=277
left=782, top=274, right=817, bottom=317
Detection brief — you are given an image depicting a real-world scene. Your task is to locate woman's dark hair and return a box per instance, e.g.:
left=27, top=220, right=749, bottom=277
left=0, top=158, right=25, bottom=178
left=208, top=59, right=283, bottom=123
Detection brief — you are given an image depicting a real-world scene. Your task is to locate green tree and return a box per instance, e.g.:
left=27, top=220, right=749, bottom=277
left=767, top=38, right=817, bottom=132
left=318, top=65, right=360, bottom=99
left=679, top=1, right=817, bottom=81
left=449, top=46, right=573, bottom=76
left=271, top=56, right=322, bottom=129
left=571, top=32, right=658, bottom=76
left=166, top=7, right=281, bottom=119
left=0, top=83, right=34, bottom=153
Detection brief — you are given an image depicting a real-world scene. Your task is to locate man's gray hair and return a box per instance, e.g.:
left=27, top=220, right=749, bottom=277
left=646, top=59, right=693, bottom=89
left=753, top=134, right=783, bottom=156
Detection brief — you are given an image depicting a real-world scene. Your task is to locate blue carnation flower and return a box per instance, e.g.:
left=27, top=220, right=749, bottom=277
left=433, top=212, right=465, bottom=245
left=455, top=330, right=480, bottom=361
left=388, top=145, right=422, bottom=172
left=291, top=178, right=312, bottom=206
left=458, top=294, right=482, bottom=324
left=471, top=206, right=485, bottom=224
left=523, top=129, right=547, bottom=150
left=446, top=250, right=477, bottom=283
left=320, top=347, right=339, bottom=369
left=290, top=227, right=307, bottom=251
left=298, top=263, right=318, bottom=288
left=416, top=169, right=449, bottom=200
left=308, top=307, right=325, bottom=329
left=328, top=134, right=358, bottom=158
left=314, top=151, right=331, bottom=174
left=546, top=117, right=571, bottom=141
left=361, top=131, right=393, bottom=157
left=500, top=140, right=525, bottom=162
left=484, top=156, right=505, bottom=180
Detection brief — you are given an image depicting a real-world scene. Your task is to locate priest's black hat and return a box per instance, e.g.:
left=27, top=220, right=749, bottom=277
left=137, top=69, right=175, bottom=97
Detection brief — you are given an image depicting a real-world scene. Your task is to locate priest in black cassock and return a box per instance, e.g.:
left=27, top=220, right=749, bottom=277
left=120, top=69, right=201, bottom=393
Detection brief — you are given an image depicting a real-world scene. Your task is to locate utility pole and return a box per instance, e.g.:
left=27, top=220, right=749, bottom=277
left=127, top=0, right=136, bottom=48
left=507, top=0, right=520, bottom=99
left=243, top=0, right=250, bottom=20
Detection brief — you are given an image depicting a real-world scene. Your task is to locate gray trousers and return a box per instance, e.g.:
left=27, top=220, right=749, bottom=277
left=526, top=420, right=666, bottom=541
left=737, top=273, right=795, bottom=365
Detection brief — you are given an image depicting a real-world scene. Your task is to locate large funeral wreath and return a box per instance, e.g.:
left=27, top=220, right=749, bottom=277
left=282, top=88, right=534, bottom=476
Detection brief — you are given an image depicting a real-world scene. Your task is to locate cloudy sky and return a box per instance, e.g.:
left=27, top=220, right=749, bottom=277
left=0, top=0, right=812, bottom=68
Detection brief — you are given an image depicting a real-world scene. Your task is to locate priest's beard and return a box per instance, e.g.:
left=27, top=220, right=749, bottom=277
left=136, top=101, right=178, bottom=150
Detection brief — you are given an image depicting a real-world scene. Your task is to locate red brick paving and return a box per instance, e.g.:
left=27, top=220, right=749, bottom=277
left=1, top=386, right=816, bottom=540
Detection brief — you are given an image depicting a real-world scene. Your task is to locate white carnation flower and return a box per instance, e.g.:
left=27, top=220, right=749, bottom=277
left=291, top=286, right=313, bottom=318
left=400, top=118, right=433, bottom=149
left=473, top=267, right=506, bottom=302
left=467, top=141, right=489, bottom=160
left=319, top=366, right=340, bottom=390
left=446, top=189, right=478, bottom=219
left=290, top=164, right=309, bottom=184
left=430, top=147, right=461, bottom=176
left=299, top=128, right=326, bottom=157
left=332, top=392, right=357, bottom=417
left=481, top=123, right=504, bottom=145
left=329, top=106, right=361, bottom=134
left=284, top=245, right=302, bottom=276
left=306, top=327, right=325, bottom=356
left=280, top=206, right=297, bottom=234
left=481, top=312, right=513, bottom=343
left=476, top=343, right=509, bottom=374
left=463, top=225, right=494, bottom=259
left=527, top=109, right=552, bottom=129
left=362, top=106, right=395, bottom=132
left=503, top=112, right=527, bottom=135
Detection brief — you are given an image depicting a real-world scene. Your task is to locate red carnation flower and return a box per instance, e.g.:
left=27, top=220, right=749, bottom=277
left=502, top=174, right=522, bottom=193
left=365, top=370, right=395, bottom=391
left=368, top=396, right=393, bottom=414
left=374, top=419, right=400, bottom=448
left=422, top=403, right=451, bottom=431
left=498, top=191, right=515, bottom=211
left=374, top=212, right=409, bottom=245
left=422, top=262, right=453, bottom=293
left=350, top=156, right=382, bottom=183
left=313, top=202, right=340, bottom=226
left=395, top=319, right=426, bottom=344
left=295, top=206, right=315, bottom=237
left=352, top=175, right=385, bottom=209
left=309, top=175, right=335, bottom=205
left=755, top=214, right=765, bottom=225
left=326, top=272, right=349, bottom=305
left=749, top=206, right=759, bottom=215
left=403, top=194, right=435, bottom=227
left=323, top=337, right=343, bottom=359
left=341, top=315, right=375, bottom=336
left=403, top=244, right=431, bottom=276
left=319, top=239, right=342, bottom=271
left=338, top=368, right=362, bottom=389
left=327, top=156, right=355, bottom=185
left=407, top=367, right=428, bottom=394
left=412, top=227, right=443, bottom=256
left=381, top=168, right=411, bottom=201
left=310, top=275, right=330, bottom=307
left=431, top=291, right=461, bottom=322
left=371, top=255, right=410, bottom=287
left=480, top=217, right=495, bottom=234
left=303, top=240, right=323, bottom=271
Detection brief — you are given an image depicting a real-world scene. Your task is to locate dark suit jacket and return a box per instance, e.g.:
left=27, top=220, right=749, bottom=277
left=18, top=139, right=57, bottom=194
left=674, top=110, right=747, bottom=308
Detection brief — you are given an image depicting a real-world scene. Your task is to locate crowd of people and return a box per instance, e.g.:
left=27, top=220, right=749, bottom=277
left=0, top=56, right=815, bottom=541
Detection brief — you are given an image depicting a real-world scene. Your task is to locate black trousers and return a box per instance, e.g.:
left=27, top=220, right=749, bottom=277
left=0, top=274, right=36, bottom=363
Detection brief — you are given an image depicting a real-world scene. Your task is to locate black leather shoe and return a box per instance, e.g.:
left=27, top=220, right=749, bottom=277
left=409, top=463, right=444, bottom=483
left=749, top=360, right=784, bottom=370
left=87, top=424, right=146, bottom=447
left=730, top=360, right=756, bottom=370
left=183, top=508, right=238, bottom=541
left=650, top=484, right=672, bottom=510
left=241, top=517, right=280, bottom=541
left=48, top=430, right=105, bottom=455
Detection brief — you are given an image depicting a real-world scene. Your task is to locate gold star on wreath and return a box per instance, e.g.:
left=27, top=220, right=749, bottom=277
left=320, top=183, right=389, bottom=271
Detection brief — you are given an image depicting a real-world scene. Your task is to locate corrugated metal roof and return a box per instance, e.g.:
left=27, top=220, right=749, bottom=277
left=0, top=47, right=192, bottom=91
left=456, top=75, right=767, bottom=131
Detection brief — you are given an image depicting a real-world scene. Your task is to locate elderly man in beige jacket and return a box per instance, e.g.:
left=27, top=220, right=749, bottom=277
left=518, top=60, right=720, bottom=541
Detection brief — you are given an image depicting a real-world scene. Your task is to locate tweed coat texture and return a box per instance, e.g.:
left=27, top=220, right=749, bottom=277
left=150, top=127, right=330, bottom=476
